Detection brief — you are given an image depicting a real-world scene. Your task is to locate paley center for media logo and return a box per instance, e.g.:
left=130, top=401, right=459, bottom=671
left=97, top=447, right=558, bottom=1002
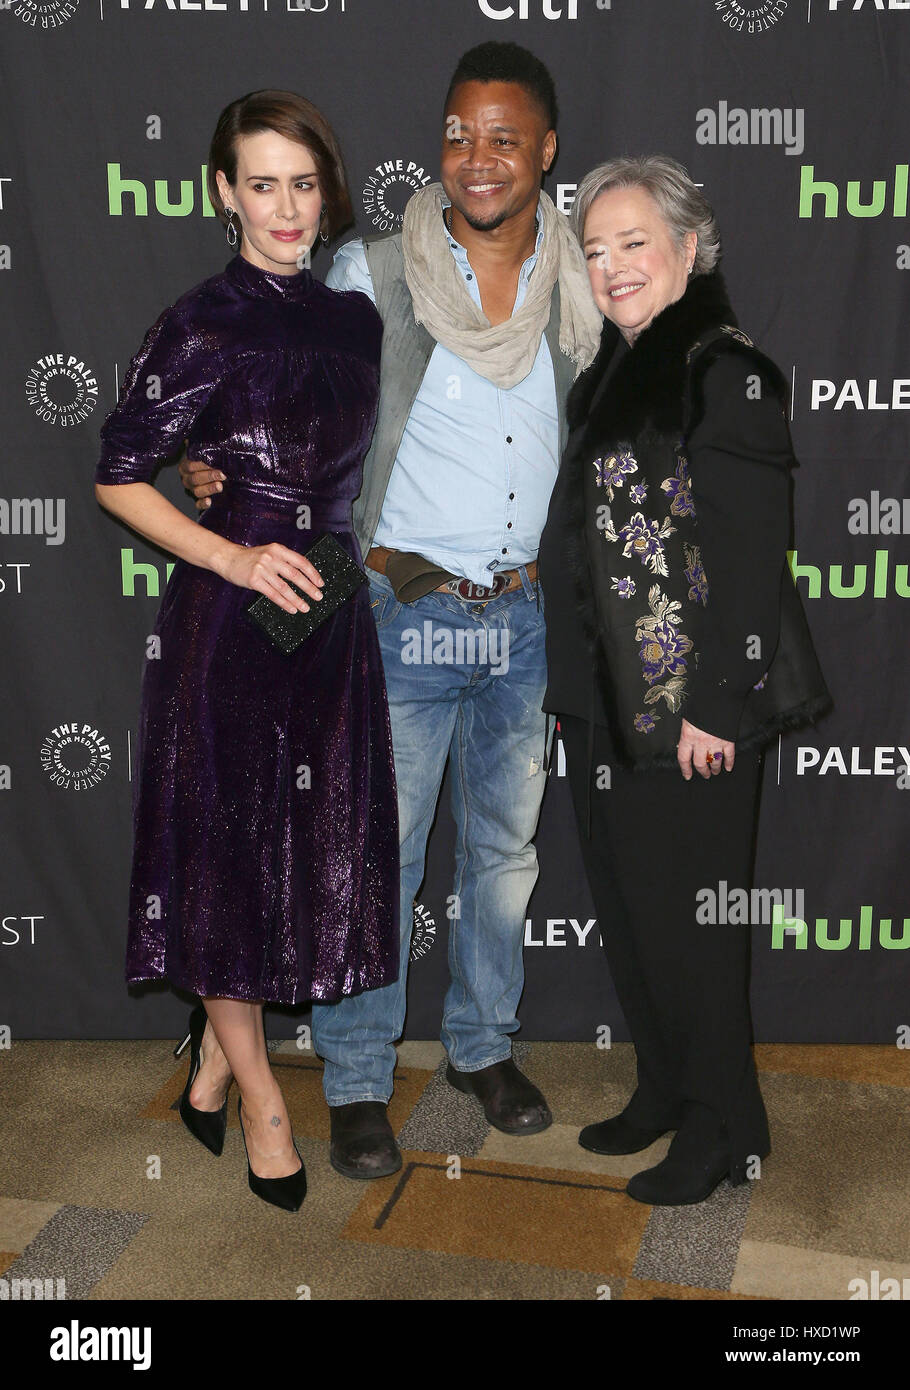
left=9, top=0, right=78, bottom=30
left=410, top=900, right=438, bottom=961
left=712, top=0, right=790, bottom=35
left=362, top=158, right=432, bottom=233
left=715, top=0, right=910, bottom=34
left=40, top=723, right=112, bottom=791
left=25, top=355, right=98, bottom=427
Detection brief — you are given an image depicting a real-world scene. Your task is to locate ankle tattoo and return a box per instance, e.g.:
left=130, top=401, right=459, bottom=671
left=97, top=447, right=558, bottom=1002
left=270, top=1115, right=281, bottom=1127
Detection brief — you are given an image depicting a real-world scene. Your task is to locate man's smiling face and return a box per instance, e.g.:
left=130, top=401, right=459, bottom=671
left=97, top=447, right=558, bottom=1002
left=440, top=80, right=556, bottom=232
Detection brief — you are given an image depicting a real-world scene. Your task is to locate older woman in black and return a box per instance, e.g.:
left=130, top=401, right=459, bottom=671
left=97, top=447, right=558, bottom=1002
left=538, top=156, right=829, bottom=1205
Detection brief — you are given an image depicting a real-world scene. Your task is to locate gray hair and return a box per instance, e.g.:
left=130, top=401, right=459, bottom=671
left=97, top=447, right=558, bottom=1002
left=571, top=154, right=721, bottom=276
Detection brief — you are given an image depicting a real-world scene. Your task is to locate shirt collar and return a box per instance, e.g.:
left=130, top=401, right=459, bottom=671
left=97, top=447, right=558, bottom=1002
left=439, top=196, right=544, bottom=275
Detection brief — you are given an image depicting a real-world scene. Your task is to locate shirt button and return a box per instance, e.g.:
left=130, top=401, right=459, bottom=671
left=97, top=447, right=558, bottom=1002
left=466, top=273, right=473, bottom=280
left=509, top=492, right=515, bottom=500
left=507, top=522, right=513, bottom=529
left=506, top=435, right=513, bottom=444
left=502, top=547, right=508, bottom=554
left=472, top=604, right=484, bottom=614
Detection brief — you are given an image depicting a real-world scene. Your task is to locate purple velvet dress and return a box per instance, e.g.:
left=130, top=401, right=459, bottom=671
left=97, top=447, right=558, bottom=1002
left=95, top=252, right=399, bottom=1005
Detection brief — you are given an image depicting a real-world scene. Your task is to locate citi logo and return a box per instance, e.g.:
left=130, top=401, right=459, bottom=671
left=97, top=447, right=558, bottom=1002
left=478, top=0, right=581, bottom=17
left=696, top=103, right=804, bottom=156
left=799, top=163, right=909, bottom=218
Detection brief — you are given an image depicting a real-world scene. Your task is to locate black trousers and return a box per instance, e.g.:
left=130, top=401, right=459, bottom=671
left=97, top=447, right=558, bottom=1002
left=559, top=713, right=771, bottom=1175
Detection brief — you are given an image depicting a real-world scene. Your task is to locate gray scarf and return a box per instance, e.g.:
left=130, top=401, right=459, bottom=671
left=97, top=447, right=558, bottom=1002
left=401, top=182, right=602, bottom=389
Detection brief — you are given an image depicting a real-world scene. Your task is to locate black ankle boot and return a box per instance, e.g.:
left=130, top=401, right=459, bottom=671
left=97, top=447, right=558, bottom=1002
left=578, top=1113, right=670, bottom=1155
left=625, top=1141, right=737, bottom=1205
left=445, top=1059, right=552, bottom=1135
left=329, top=1101, right=402, bottom=1180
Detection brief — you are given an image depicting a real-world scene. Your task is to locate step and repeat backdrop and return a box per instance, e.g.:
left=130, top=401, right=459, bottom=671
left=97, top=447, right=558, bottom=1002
left=1, top=0, right=908, bottom=1041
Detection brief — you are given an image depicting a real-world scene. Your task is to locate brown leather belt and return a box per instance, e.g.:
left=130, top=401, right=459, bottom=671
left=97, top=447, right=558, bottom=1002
left=366, top=546, right=537, bottom=602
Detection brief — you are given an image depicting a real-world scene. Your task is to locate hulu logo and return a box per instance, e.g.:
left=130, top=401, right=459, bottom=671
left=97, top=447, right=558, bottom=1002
left=122, top=548, right=174, bottom=597
left=772, top=904, right=910, bottom=951
left=108, top=164, right=217, bottom=218
left=798, top=163, right=909, bottom=218
left=788, top=549, right=910, bottom=599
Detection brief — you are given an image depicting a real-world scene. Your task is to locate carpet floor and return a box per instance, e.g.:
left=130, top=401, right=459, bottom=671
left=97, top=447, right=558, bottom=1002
left=1, top=1040, right=907, bottom=1301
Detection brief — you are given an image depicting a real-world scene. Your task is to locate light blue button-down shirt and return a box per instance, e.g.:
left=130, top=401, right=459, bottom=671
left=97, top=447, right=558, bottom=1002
left=325, top=203, right=559, bottom=587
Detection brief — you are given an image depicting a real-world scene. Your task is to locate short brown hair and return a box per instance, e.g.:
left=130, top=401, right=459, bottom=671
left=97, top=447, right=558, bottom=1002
left=207, top=89, right=354, bottom=242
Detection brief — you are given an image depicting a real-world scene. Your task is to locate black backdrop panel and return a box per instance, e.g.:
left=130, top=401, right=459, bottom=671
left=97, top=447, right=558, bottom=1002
left=1, top=0, right=908, bottom=1039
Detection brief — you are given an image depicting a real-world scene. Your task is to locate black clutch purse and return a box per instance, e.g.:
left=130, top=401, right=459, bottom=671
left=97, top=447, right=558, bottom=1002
left=245, top=532, right=367, bottom=654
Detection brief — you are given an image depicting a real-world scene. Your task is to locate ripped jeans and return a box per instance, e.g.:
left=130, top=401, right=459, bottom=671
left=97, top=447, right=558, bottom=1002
left=311, top=562, right=553, bottom=1104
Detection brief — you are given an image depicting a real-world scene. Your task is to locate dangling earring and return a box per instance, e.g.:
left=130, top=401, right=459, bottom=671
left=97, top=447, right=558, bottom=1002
left=225, top=207, right=239, bottom=249
left=688, top=263, right=694, bottom=276
left=319, top=204, right=328, bottom=244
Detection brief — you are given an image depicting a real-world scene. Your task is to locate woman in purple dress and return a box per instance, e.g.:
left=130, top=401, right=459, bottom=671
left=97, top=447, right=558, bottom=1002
left=94, top=90, right=399, bottom=1212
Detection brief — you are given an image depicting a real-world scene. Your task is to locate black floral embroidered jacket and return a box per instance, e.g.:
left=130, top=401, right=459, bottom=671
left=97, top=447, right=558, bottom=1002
left=559, top=268, right=831, bottom=770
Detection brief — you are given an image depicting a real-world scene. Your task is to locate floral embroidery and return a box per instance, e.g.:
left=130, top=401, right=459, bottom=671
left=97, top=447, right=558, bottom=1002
left=593, top=447, right=637, bottom=501
left=635, top=585, right=693, bottom=687
left=683, top=542, right=708, bottom=606
left=633, top=712, right=659, bottom=734
left=603, top=511, right=676, bottom=577
left=629, top=482, right=648, bottom=504
left=660, top=449, right=695, bottom=518
left=643, top=676, right=687, bottom=713
left=611, top=576, right=636, bottom=599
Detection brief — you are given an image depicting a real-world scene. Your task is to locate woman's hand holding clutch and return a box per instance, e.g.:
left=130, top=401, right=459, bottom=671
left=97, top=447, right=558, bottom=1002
left=217, top=541, right=324, bottom=615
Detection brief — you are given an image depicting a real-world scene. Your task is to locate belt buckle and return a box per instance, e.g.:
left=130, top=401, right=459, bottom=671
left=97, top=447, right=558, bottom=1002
left=451, top=574, right=506, bottom=602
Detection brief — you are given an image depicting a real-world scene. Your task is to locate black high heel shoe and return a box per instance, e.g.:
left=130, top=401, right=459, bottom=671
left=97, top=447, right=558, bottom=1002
left=237, top=1095, right=307, bottom=1212
left=174, top=1003, right=229, bottom=1156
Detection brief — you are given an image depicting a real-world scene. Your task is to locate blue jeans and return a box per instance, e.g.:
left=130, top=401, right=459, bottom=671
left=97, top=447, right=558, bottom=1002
left=310, top=563, right=552, bottom=1104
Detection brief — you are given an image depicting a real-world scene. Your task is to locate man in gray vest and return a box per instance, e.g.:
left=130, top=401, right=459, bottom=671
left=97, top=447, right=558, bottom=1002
left=181, top=42, right=602, bottom=1179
